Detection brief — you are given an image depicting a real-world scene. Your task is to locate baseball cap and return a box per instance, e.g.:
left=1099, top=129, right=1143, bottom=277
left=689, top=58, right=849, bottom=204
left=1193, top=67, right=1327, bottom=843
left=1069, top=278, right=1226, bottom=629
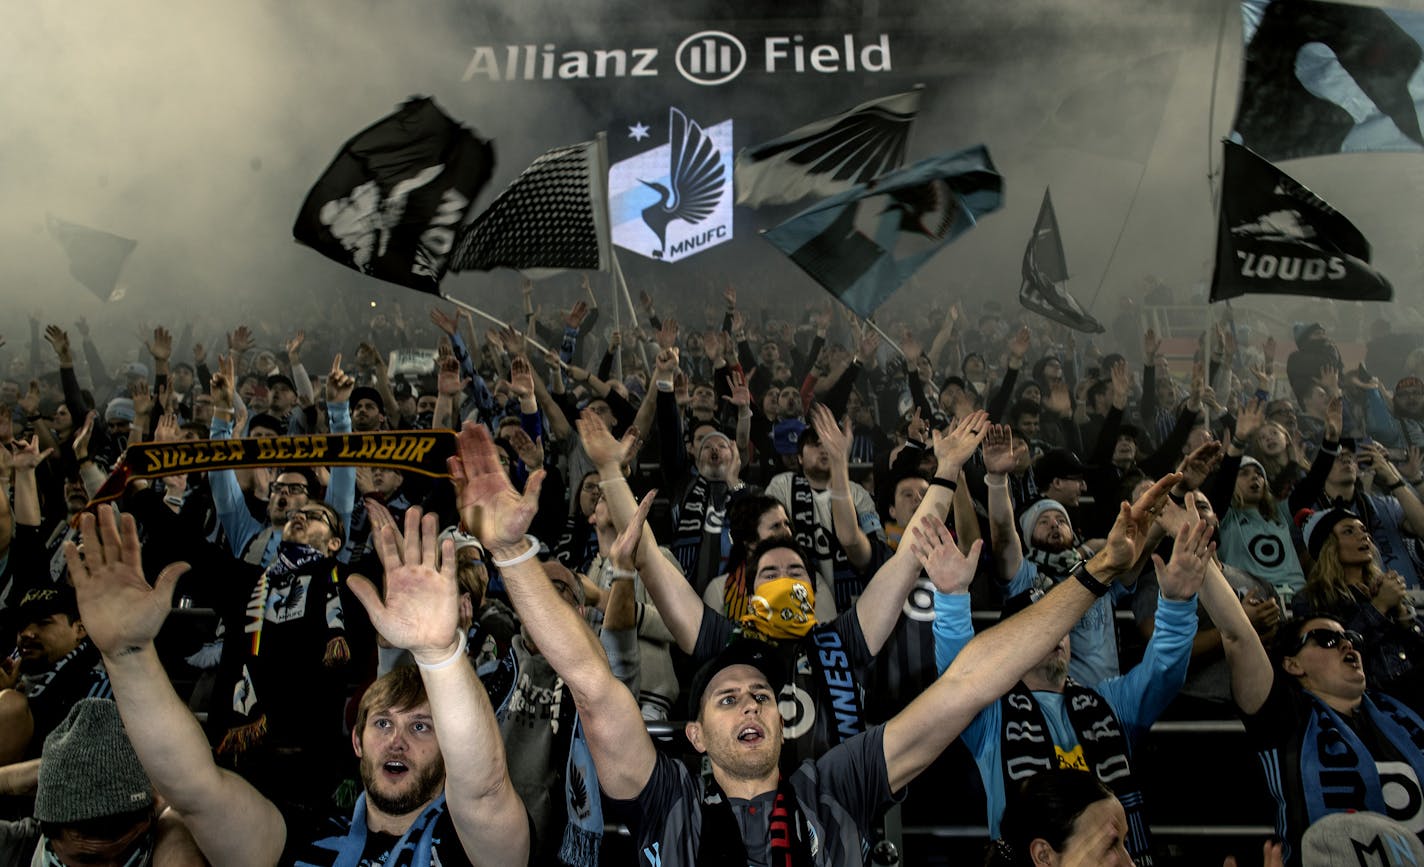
left=10, top=585, right=80, bottom=631
left=266, top=373, right=296, bottom=392
left=349, top=386, right=383, bottom=409
left=687, top=639, right=788, bottom=718
left=772, top=418, right=806, bottom=456
left=1301, top=811, right=1424, bottom=866
left=1033, top=449, right=1091, bottom=488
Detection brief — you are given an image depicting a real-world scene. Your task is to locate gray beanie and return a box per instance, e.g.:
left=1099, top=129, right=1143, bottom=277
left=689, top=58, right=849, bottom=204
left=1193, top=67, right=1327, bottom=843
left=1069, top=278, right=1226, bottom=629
left=1019, top=498, right=1072, bottom=544
left=35, top=699, right=152, bottom=824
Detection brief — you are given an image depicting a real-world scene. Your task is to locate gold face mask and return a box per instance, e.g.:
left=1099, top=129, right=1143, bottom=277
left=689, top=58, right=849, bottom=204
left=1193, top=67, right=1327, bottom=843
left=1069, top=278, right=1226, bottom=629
left=741, top=576, right=817, bottom=640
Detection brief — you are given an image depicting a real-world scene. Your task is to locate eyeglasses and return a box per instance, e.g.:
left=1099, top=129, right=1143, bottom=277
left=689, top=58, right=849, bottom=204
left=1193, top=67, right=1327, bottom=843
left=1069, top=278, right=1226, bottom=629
left=298, top=507, right=337, bottom=533
left=1292, top=628, right=1363, bottom=655
left=271, top=482, right=309, bottom=496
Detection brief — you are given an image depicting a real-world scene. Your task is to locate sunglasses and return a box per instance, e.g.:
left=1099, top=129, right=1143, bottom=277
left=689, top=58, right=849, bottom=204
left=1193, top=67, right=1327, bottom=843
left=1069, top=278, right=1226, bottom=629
left=1292, top=628, right=1363, bottom=655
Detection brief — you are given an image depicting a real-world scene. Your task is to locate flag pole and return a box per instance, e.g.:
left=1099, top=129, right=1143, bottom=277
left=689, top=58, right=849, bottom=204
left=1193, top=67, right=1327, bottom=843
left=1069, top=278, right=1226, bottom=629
left=610, top=249, right=649, bottom=376
left=862, top=316, right=906, bottom=360
left=609, top=268, right=624, bottom=382
left=440, top=293, right=566, bottom=369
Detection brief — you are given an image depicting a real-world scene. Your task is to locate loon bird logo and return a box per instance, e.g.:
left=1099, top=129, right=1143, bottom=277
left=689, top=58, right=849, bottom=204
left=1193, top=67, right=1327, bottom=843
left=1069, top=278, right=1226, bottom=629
left=638, top=108, right=725, bottom=258
left=608, top=107, right=732, bottom=263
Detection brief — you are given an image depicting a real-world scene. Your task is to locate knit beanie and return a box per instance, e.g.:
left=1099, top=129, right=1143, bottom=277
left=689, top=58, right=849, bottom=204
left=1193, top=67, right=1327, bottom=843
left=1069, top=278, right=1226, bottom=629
left=1019, top=498, right=1072, bottom=544
left=35, top=699, right=153, bottom=824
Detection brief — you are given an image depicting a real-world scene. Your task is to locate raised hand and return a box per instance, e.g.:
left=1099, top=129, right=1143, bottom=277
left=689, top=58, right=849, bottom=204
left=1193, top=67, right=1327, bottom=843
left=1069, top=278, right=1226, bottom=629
left=1152, top=493, right=1214, bottom=600
left=703, top=330, right=725, bottom=365
left=348, top=508, right=461, bottom=664
left=153, top=412, right=181, bottom=443
left=1008, top=326, right=1032, bottom=361
left=577, top=409, right=639, bottom=470
left=1325, top=395, right=1343, bottom=441
left=364, top=497, right=404, bottom=549
left=12, top=437, right=54, bottom=471
left=507, top=427, right=545, bottom=468
left=356, top=341, right=382, bottom=371
left=722, top=284, right=737, bottom=310
left=73, top=317, right=90, bottom=339
left=227, top=325, right=255, bottom=355
left=909, top=515, right=983, bottom=595
left=144, top=326, right=173, bottom=363
left=653, top=347, right=679, bottom=383
left=654, top=317, right=680, bottom=351
left=610, top=490, right=658, bottom=571
left=285, top=330, right=305, bottom=365
left=722, top=370, right=751, bottom=409
left=437, top=356, right=466, bottom=397
left=326, top=354, right=354, bottom=404
left=447, top=421, right=546, bottom=550
left=71, top=412, right=97, bottom=461
left=44, top=325, right=71, bottom=361
left=1319, top=364, right=1340, bottom=397
left=430, top=307, right=460, bottom=337
left=1044, top=381, right=1073, bottom=416
left=1402, top=446, right=1423, bottom=485
left=17, top=380, right=40, bottom=417
left=857, top=326, right=880, bottom=361
left=933, top=409, right=990, bottom=473
left=1109, top=359, right=1130, bottom=408
left=211, top=354, right=236, bottom=410
left=66, top=510, right=190, bottom=658
left=508, top=356, right=535, bottom=399
left=906, top=406, right=929, bottom=445
left=981, top=424, right=1017, bottom=475
left=1176, top=441, right=1223, bottom=490
left=1098, top=473, right=1184, bottom=576
left=192, top=342, right=207, bottom=366
left=563, top=300, right=590, bottom=330
left=1142, top=328, right=1160, bottom=361
left=130, top=379, right=154, bottom=417
left=809, top=403, right=852, bottom=466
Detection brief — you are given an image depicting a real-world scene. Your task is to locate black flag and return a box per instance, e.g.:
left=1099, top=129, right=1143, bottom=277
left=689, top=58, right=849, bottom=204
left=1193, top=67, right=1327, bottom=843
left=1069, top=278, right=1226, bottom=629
left=1232, top=0, right=1424, bottom=161
left=293, top=97, right=494, bottom=293
left=1211, top=142, right=1392, bottom=303
left=1018, top=188, right=1104, bottom=333
left=47, top=216, right=135, bottom=301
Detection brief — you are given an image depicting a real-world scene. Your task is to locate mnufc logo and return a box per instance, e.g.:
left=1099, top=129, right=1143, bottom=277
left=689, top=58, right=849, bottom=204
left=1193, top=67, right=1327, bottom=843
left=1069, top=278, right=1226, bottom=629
left=608, top=107, right=733, bottom=263
left=461, top=32, right=891, bottom=86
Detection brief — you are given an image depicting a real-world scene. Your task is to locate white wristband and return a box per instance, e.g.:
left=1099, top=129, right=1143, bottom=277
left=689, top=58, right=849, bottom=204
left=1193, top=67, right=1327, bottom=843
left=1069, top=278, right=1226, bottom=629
left=490, top=535, right=541, bottom=568
left=415, top=631, right=467, bottom=671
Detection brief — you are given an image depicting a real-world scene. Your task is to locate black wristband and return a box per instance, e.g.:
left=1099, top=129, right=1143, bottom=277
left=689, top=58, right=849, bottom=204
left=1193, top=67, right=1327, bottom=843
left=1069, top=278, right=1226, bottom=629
left=1230, top=436, right=1248, bottom=450
left=1168, top=489, right=1187, bottom=505
left=1072, top=561, right=1110, bottom=597
left=1385, top=478, right=1407, bottom=492
left=929, top=476, right=958, bottom=493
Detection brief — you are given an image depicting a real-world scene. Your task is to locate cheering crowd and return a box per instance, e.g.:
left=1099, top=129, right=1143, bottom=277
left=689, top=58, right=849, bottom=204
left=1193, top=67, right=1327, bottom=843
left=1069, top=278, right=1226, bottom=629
left=0, top=279, right=1421, bottom=867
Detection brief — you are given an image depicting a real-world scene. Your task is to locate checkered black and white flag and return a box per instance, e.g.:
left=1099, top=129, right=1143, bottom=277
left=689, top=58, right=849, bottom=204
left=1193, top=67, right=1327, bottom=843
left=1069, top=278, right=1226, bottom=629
left=446, top=135, right=611, bottom=278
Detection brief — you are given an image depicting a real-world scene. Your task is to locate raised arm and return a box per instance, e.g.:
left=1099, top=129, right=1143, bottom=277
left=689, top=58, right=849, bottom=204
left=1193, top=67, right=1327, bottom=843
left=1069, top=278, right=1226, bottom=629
left=580, top=411, right=705, bottom=652
left=347, top=508, right=529, bottom=867
left=882, top=473, right=1182, bottom=792
left=447, top=421, right=656, bottom=801
left=809, top=404, right=872, bottom=568
left=853, top=411, right=989, bottom=653
left=66, top=510, right=284, bottom=867
left=981, top=425, right=1024, bottom=580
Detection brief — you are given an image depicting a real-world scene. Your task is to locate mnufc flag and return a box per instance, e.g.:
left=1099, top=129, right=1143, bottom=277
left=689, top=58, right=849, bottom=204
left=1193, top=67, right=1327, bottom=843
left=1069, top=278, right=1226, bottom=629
left=46, top=216, right=135, bottom=301
left=735, top=87, right=921, bottom=207
left=1019, top=189, right=1104, bottom=334
left=1232, top=0, right=1424, bottom=161
left=293, top=97, right=494, bottom=293
left=1211, top=142, right=1391, bottom=303
left=763, top=144, right=1003, bottom=319
left=448, top=136, right=612, bottom=277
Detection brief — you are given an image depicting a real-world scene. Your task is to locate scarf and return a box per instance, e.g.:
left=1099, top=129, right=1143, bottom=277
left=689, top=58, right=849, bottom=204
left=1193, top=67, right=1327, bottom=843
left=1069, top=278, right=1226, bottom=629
left=296, top=793, right=446, bottom=867
left=730, top=625, right=866, bottom=749
left=23, top=638, right=105, bottom=704
left=220, top=543, right=342, bottom=755
left=789, top=474, right=861, bottom=611
left=696, top=774, right=811, bottom=867
left=742, top=577, right=817, bottom=640
left=1024, top=546, right=1080, bottom=580
left=553, top=514, right=600, bottom=575
left=673, top=475, right=730, bottom=593
left=560, top=715, right=602, bottom=867
left=1000, top=681, right=1153, bottom=866
left=1299, top=691, right=1424, bottom=827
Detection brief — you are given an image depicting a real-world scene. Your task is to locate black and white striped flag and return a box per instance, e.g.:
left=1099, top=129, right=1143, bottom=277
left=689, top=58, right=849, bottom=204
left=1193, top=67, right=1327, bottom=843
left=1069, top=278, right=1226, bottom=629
left=446, top=135, right=611, bottom=278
